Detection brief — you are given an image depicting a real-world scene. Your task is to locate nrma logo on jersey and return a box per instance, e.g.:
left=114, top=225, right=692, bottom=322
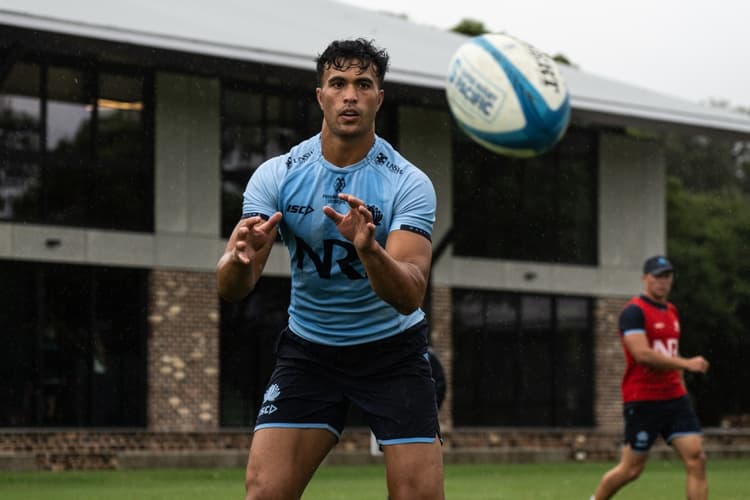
left=652, top=338, right=678, bottom=357
left=295, top=236, right=366, bottom=280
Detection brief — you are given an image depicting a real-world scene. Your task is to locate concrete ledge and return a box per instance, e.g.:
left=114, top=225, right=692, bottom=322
left=117, top=450, right=247, bottom=470
left=0, top=453, right=37, bottom=471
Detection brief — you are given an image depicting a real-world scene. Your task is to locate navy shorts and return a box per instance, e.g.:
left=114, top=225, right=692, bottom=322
left=254, top=320, right=441, bottom=446
left=623, top=395, right=702, bottom=453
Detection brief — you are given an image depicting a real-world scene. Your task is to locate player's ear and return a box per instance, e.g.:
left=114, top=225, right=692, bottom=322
left=376, top=88, right=384, bottom=111
left=316, top=87, right=323, bottom=109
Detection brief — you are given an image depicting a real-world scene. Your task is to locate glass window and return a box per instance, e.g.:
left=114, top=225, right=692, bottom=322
left=0, top=63, right=41, bottom=220
left=453, top=127, right=597, bottom=265
left=0, top=59, right=152, bottom=230
left=452, top=289, right=593, bottom=427
left=0, top=260, right=148, bottom=427
left=90, top=73, right=152, bottom=230
left=220, top=277, right=291, bottom=427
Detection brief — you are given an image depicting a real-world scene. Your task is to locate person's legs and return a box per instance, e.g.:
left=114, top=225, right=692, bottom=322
left=245, top=427, right=337, bottom=500
left=592, top=445, right=649, bottom=500
left=671, top=434, right=708, bottom=500
left=383, top=438, right=444, bottom=500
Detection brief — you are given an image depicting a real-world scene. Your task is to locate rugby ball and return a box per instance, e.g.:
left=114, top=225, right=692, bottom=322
left=445, top=33, right=571, bottom=157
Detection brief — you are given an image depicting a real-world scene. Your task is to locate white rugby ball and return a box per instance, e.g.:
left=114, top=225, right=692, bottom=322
left=445, top=33, right=571, bottom=157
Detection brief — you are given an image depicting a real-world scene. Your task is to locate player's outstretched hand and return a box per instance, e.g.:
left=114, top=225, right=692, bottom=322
left=231, top=212, right=282, bottom=265
left=685, top=356, right=710, bottom=374
left=323, top=193, right=376, bottom=251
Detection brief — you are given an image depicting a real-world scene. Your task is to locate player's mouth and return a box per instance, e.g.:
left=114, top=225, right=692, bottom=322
left=339, top=108, right=360, bottom=120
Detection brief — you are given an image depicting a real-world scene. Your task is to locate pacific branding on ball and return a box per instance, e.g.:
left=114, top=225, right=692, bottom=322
left=445, top=33, right=571, bottom=158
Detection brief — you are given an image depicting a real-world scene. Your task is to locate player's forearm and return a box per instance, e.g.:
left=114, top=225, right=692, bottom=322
left=633, top=349, right=689, bottom=371
left=359, top=244, right=427, bottom=315
left=216, top=252, right=256, bottom=302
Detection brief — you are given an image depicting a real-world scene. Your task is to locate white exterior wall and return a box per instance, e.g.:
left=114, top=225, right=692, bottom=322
left=598, top=133, right=667, bottom=271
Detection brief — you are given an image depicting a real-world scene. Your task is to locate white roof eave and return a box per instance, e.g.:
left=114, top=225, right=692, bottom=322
left=2, top=2, right=749, bottom=138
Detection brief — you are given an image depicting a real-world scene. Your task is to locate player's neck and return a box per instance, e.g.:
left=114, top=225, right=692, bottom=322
left=320, top=126, right=375, bottom=167
left=643, top=291, right=668, bottom=305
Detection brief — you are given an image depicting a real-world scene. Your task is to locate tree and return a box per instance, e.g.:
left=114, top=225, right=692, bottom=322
left=450, top=18, right=488, bottom=36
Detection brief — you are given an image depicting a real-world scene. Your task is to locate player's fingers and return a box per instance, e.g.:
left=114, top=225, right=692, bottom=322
left=259, top=212, right=282, bottom=233
left=232, top=241, right=250, bottom=264
left=356, top=205, right=373, bottom=222
left=338, top=192, right=364, bottom=207
left=322, top=206, right=343, bottom=223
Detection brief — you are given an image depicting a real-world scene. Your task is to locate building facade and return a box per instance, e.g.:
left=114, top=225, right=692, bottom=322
left=2, top=0, right=750, bottom=469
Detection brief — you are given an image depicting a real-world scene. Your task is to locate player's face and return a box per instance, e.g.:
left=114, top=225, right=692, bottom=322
left=316, top=59, right=384, bottom=140
left=643, top=271, right=674, bottom=303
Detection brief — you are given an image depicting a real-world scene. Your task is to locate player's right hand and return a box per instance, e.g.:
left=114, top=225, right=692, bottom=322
left=685, top=356, right=710, bottom=374
left=230, top=212, right=282, bottom=265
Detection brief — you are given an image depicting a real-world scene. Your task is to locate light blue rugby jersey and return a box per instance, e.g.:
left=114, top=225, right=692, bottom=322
left=242, top=134, right=436, bottom=346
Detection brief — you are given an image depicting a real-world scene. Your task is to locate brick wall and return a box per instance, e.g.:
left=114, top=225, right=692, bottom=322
left=430, top=286, right=453, bottom=430
left=593, top=296, right=628, bottom=430
left=147, top=270, right=219, bottom=431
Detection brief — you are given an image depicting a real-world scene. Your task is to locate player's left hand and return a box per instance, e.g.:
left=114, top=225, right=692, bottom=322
left=323, top=193, right=376, bottom=251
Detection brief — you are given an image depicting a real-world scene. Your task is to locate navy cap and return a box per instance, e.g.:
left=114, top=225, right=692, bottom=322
left=643, top=255, right=674, bottom=275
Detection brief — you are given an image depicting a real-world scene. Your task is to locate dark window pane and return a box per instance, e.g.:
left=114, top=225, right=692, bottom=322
left=90, top=267, right=148, bottom=426
left=97, top=73, right=145, bottom=162
left=220, top=278, right=291, bottom=427
left=1, top=58, right=153, bottom=230
left=453, top=127, right=597, bottom=265
left=452, top=289, right=593, bottom=427
left=0, top=262, right=37, bottom=426
left=0, top=158, right=40, bottom=221
left=46, top=67, right=92, bottom=155
left=0, top=63, right=42, bottom=221
left=0, top=62, right=41, bottom=153
left=0, top=260, right=148, bottom=427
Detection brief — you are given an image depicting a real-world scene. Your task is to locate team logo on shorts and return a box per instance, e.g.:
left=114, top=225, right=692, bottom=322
left=259, top=384, right=280, bottom=417
left=264, top=384, right=280, bottom=402
left=635, top=431, right=649, bottom=446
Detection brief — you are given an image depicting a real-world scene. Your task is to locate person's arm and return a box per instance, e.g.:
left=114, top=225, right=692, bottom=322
left=360, top=229, right=431, bottom=314
left=216, top=213, right=281, bottom=302
left=323, top=193, right=431, bottom=315
left=623, top=333, right=710, bottom=373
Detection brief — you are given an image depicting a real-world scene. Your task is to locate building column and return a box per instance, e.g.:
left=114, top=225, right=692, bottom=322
left=593, top=296, right=628, bottom=430
left=430, top=285, right=453, bottom=430
left=147, top=270, right=219, bottom=431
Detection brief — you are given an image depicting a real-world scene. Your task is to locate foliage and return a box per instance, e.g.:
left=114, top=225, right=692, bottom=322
left=552, top=53, right=574, bottom=67
left=665, top=133, right=750, bottom=195
left=666, top=178, right=750, bottom=424
left=450, top=18, right=489, bottom=36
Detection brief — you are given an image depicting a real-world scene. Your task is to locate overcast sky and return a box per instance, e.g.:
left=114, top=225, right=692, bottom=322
left=336, top=0, right=750, bottom=108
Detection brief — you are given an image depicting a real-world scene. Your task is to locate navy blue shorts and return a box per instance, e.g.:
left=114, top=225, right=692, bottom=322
left=254, top=320, right=441, bottom=446
left=623, top=395, right=702, bottom=452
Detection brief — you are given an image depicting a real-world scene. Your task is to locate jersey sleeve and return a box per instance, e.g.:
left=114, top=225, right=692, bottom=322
left=619, top=304, right=646, bottom=336
left=390, top=169, right=436, bottom=241
left=241, top=157, right=286, bottom=220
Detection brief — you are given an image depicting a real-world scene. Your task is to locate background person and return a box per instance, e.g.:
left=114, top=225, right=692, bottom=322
left=591, top=255, right=710, bottom=500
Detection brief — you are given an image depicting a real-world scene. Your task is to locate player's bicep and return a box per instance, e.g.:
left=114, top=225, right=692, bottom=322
left=623, top=332, right=650, bottom=359
left=385, top=229, right=432, bottom=281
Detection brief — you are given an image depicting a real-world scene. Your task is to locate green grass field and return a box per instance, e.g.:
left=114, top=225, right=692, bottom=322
left=1, top=459, right=748, bottom=499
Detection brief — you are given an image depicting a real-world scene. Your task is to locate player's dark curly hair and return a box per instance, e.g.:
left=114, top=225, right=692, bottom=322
left=316, top=38, right=390, bottom=88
